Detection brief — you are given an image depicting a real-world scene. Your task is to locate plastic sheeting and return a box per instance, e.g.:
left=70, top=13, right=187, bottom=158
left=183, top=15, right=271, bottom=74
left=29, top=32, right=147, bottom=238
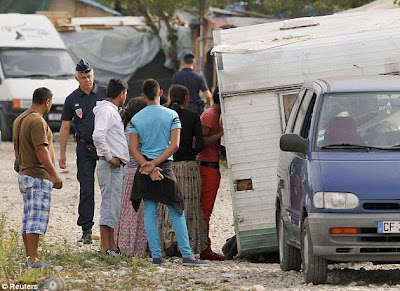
left=60, top=26, right=161, bottom=85
left=60, top=24, right=193, bottom=85
left=160, top=25, right=193, bottom=69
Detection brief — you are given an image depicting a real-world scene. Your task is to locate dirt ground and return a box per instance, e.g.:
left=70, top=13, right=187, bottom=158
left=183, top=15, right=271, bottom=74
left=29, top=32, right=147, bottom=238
left=0, top=134, right=234, bottom=253
left=3, top=135, right=400, bottom=290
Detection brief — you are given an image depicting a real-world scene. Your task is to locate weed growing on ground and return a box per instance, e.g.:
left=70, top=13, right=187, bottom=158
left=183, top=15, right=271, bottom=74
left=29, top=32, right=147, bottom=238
left=47, top=238, right=96, bottom=267
left=0, top=213, right=154, bottom=290
left=0, top=213, right=50, bottom=285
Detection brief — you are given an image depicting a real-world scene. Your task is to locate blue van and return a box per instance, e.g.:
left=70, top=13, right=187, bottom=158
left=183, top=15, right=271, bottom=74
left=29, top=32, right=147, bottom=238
left=276, top=75, right=400, bottom=284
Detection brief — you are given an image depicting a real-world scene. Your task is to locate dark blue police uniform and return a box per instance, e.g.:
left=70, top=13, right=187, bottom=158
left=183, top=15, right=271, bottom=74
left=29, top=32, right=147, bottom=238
left=171, top=68, right=209, bottom=115
left=61, top=83, right=106, bottom=232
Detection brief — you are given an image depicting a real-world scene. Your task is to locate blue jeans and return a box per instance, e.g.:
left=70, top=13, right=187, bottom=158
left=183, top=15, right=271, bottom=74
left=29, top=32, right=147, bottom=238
left=144, top=200, right=193, bottom=258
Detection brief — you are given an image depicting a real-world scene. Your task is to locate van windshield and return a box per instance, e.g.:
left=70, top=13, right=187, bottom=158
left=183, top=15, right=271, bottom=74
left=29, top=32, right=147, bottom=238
left=0, top=49, right=75, bottom=78
left=316, top=92, right=400, bottom=149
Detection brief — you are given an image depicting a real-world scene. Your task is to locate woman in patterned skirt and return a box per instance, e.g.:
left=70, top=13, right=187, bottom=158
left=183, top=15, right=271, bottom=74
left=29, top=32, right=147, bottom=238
left=114, top=97, right=147, bottom=256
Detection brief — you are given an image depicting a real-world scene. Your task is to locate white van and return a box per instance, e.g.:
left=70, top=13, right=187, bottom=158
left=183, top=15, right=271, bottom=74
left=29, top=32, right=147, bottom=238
left=0, top=13, right=77, bottom=141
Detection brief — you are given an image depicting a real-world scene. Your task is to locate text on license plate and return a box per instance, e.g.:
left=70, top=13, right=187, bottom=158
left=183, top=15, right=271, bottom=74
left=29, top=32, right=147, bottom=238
left=377, top=221, right=400, bottom=233
left=48, top=113, right=61, bottom=120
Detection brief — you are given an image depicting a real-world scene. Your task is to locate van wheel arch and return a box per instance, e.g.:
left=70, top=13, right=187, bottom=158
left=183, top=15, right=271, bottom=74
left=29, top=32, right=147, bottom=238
left=301, top=216, right=328, bottom=284
left=276, top=205, right=301, bottom=271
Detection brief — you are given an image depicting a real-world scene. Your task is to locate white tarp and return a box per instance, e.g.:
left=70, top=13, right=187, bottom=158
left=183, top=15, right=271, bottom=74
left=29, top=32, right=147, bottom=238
left=61, top=24, right=193, bottom=85
left=60, top=26, right=160, bottom=85
left=160, top=25, right=193, bottom=69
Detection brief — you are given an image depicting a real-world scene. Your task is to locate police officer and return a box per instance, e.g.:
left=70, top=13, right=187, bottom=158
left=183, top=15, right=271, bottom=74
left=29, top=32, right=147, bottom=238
left=171, top=53, right=213, bottom=115
left=59, top=59, right=106, bottom=244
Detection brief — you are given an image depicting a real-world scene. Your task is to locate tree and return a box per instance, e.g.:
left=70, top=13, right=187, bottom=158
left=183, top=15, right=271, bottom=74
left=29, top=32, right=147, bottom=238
left=263, top=0, right=371, bottom=18
left=96, top=0, right=229, bottom=71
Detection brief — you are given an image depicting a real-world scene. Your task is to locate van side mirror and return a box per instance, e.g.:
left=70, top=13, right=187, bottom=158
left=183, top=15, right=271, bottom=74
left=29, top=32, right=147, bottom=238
left=280, top=133, right=307, bottom=154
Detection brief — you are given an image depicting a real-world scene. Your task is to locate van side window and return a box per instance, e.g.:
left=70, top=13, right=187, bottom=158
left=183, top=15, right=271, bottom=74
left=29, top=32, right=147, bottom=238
left=300, top=93, right=316, bottom=138
left=285, top=89, right=306, bottom=133
left=293, top=90, right=315, bottom=137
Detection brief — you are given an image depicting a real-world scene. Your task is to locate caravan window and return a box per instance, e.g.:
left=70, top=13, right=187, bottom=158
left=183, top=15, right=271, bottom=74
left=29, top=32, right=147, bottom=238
left=0, top=49, right=75, bottom=78
left=284, top=89, right=305, bottom=133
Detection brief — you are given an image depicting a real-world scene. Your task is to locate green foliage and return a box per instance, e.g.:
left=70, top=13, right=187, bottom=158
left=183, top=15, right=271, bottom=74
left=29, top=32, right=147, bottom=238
left=0, top=213, right=48, bottom=285
left=0, top=213, right=154, bottom=290
left=96, top=0, right=230, bottom=16
left=94, top=0, right=379, bottom=18
left=47, top=238, right=96, bottom=267
left=263, top=0, right=371, bottom=18
left=0, top=214, right=23, bottom=282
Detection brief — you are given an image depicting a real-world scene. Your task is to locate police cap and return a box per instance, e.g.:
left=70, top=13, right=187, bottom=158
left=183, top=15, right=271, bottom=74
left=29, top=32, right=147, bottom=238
left=76, top=59, right=92, bottom=73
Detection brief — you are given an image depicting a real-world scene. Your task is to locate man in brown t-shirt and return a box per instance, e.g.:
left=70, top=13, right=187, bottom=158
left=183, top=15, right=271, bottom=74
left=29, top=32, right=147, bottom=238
left=13, top=87, right=62, bottom=268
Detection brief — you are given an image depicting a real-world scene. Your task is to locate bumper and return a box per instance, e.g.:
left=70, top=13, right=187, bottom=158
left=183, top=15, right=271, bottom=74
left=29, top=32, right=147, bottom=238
left=309, top=212, right=400, bottom=262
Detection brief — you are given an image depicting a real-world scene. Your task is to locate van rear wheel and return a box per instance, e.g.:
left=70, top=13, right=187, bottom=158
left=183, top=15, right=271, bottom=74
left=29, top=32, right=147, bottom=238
left=0, top=110, right=12, bottom=141
left=301, top=217, right=327, bottom=284
left=277, top=211, right=301, bottom=271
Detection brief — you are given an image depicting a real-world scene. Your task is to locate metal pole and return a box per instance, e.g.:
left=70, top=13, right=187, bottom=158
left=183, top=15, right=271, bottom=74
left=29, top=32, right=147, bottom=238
left=199, top=0, right=205, bottom=74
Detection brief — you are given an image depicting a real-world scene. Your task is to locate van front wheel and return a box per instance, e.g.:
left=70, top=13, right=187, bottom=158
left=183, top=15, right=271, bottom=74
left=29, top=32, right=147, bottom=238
left=301, top=217, right=327, bottom=284
left=277, top=211, right=301, bottom=271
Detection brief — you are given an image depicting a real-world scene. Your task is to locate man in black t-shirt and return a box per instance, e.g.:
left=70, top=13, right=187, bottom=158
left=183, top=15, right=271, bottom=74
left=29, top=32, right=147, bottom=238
left=59, top=59, right=106, bottom=244
left=171, top=53, right=212, bottom=115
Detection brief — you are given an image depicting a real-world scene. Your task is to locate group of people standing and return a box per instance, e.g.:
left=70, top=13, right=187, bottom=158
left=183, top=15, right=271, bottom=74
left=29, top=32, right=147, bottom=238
left=13, top=53, right=226, bottom=268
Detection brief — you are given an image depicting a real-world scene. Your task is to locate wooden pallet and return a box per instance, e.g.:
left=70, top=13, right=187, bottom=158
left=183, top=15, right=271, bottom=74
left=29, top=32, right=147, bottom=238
left=36, top=11, right=72, bottom=26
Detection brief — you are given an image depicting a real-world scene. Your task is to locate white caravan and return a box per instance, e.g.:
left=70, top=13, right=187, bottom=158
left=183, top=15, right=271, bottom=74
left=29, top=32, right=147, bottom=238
left=212, top=9, right=400, bottom=257
left=0, top=14, right=77, bottom=141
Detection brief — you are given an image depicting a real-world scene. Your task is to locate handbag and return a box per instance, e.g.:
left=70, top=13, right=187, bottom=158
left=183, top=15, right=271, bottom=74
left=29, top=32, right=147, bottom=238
left=13, top=159, right=19, bottom=173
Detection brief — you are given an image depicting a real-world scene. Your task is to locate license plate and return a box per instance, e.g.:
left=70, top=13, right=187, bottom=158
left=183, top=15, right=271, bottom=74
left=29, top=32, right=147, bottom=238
left=48, top=113, right=61, bottom=120
left=377, top=221, right=400, bottom=233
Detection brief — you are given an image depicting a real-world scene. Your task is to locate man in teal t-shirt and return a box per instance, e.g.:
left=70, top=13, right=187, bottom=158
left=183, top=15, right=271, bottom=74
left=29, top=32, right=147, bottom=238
left=130, top=103, right=181, bottom=161
left=129, top=79, right=206, bottom=266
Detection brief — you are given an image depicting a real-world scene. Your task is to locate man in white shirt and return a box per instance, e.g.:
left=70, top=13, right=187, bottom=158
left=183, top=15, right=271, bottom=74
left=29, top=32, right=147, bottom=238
left=93, top=78, right=129, bottom=256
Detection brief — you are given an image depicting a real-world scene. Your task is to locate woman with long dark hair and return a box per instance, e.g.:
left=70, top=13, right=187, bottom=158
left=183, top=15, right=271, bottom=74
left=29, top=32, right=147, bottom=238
left=113, top=97, right=147, bottom=256
left=158, top=85, right=208, bottom=255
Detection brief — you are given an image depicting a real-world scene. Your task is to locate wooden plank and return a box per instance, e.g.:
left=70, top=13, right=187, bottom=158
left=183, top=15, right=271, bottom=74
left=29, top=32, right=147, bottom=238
left=56, top=25, right=77, bottom=32
left=80, top=24, right=113, bottom=30
left=36, top=10, right=72, bottom=26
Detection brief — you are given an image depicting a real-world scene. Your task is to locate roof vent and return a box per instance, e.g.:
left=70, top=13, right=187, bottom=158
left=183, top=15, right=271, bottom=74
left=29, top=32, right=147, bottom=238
left=281, top=17, right=319, bottom=30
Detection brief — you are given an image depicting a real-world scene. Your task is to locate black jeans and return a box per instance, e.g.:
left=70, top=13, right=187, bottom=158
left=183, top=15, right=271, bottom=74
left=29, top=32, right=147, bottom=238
left=188, top=101, right=205, bottom=115
left=76, top=141, right=97, bottom=231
